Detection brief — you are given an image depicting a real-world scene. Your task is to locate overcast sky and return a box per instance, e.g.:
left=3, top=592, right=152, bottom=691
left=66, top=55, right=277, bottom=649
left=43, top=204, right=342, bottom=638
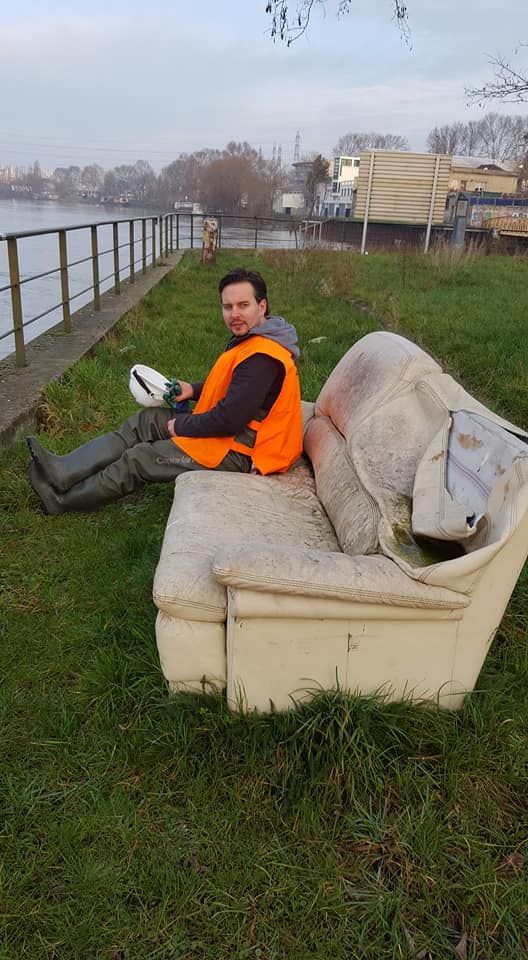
left=1, top=0, right=527, bottom=172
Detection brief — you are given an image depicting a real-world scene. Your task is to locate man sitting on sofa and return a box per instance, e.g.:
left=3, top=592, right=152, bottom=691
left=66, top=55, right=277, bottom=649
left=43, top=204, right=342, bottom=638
left=27, top=267, right=303, bottom=515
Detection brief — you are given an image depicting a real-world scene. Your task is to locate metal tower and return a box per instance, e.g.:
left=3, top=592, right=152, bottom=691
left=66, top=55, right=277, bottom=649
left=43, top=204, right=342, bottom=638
left=293, top=131, right=300, bottom=163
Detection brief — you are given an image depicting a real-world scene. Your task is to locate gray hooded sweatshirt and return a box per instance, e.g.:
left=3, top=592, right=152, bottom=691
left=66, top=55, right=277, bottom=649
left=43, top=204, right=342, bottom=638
left=246, top=315, right=300, bottom=360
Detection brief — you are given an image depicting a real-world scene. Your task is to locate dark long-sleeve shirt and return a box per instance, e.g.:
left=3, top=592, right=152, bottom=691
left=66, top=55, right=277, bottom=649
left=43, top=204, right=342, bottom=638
left=171, top=352, right=285, bottom=439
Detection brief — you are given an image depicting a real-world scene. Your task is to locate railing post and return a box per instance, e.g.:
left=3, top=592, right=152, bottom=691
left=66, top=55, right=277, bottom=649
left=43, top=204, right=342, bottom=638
left=129, top=220, right=135, bottom=283
left=254, top=217, right=258, bottom=249
left=90, top=225, right=101, bottom=310
left=190, top=215, right=194, bottom=249
left=169, top=214, right=174, bottom=252
left=159, top=217, right=163, bottom=261
left=176, top=213, right=180, bottom=250
left=218, top=215, right=222, bottom=249
left=142, top=219, right=147, bottom=274
left=58, top=229, right=71, bottom=332
left=164, top=216, right=169, bottom=257
left=151, top=218, right=156, bottom=266
left=113, top=222, right=121, bottom=294
left=7, top=236, right=26, bottom=367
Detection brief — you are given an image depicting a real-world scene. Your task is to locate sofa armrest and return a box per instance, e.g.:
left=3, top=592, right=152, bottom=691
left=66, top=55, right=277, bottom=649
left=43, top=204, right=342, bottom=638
left=213, top=542, right=468, bottom=609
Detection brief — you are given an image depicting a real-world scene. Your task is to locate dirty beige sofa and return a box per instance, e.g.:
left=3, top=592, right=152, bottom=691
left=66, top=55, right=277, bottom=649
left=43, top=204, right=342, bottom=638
left=152, top=331, right=528, bottom=711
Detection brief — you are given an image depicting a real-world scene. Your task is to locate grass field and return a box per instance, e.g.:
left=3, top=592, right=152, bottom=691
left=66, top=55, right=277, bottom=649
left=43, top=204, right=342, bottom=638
left=1, top=248, right=528, bottom=959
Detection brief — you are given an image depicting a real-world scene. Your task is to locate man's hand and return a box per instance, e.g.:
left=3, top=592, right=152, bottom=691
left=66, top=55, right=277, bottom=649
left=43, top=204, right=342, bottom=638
left=167, top=381, right=194, bottom=436
left=173, top=380, right=194, bottom=402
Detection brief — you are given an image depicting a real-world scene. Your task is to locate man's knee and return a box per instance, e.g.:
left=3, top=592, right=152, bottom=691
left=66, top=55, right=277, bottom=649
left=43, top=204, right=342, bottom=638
left=124, top=440, right=193, bottom=483
left=119, top=408, right=172, bottom=444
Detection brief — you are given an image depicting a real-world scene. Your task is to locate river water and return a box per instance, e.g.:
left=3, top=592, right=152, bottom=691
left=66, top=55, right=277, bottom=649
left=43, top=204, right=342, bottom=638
left=0, top=199, right=300, bottom=361
left=0, top=198, right=158, bottom=361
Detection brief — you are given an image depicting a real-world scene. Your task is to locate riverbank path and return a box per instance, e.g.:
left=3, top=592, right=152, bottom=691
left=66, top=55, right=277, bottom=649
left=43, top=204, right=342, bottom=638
left=0, top=251, right=183, bottom=444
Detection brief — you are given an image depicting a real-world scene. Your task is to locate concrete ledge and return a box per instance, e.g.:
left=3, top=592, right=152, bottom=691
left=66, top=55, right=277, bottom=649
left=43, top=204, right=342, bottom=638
left=0, top=252, right=183, bottom=445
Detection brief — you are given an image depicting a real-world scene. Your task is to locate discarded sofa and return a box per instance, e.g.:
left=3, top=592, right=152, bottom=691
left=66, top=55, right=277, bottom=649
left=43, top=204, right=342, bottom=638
left=153, top=331, right=528, bottom=711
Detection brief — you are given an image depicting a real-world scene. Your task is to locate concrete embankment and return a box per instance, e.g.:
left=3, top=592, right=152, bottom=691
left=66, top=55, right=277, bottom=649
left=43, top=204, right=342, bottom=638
left=0, top=252, right=183, bottom=445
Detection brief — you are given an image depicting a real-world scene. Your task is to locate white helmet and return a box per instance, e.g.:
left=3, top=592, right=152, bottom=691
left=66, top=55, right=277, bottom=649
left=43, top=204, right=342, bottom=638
left=129, top=364, right=170, bottom=407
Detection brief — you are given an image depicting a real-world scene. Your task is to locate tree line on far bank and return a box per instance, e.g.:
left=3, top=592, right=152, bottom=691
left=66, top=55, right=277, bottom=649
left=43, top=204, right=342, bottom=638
left=3, top=111, right=527, bottom=216
left=3, top=143, right=286, bottom=216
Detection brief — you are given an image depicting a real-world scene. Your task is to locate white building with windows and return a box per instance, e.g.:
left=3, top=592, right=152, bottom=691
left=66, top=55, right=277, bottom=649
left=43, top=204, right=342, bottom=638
left=315, top=156, right=360, bottom=217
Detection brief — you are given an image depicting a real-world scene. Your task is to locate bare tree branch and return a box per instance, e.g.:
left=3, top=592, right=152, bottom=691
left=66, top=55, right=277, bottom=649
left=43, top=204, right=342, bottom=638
left=466, top=46, right=528, bottom=104
left=334, top=131, right=410, bottom=154
left=265, top=0, right=410, bottom=47
left=426, top=114, right=528, bottom=161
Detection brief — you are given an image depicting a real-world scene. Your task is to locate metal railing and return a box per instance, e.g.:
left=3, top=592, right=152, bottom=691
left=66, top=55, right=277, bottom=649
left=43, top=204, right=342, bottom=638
left=0, top=211, right=307, bottom=367
left=161, top=212, right=303, bottom=252
left=0, top=215, right=160, bottom=367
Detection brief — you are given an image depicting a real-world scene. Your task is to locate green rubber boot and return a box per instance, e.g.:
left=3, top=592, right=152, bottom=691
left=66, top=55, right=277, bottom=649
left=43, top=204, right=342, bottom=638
left=28, top=459, right=125, bottom=515
left=27, top=436, right=191, bottom=515
left=26, top=434, right=127, bottom=494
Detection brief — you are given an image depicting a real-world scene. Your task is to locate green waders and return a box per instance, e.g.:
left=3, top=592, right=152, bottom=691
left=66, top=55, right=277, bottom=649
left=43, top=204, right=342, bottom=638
left=27, top=408, right=251, bottom=515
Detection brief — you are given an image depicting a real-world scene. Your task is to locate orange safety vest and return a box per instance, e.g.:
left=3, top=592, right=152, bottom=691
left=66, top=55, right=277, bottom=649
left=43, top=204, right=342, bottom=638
left=171, top=335, right=302, bottom=474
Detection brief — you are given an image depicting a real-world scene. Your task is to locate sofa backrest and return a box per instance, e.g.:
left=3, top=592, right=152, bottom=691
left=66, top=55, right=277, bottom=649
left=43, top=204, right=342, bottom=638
left=315, top=331, right=441, bottom=433
left=305, top=332, right=441, bottom=556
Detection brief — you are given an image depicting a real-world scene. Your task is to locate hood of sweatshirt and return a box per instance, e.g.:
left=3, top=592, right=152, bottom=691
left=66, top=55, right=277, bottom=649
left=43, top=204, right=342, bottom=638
left=227, top=315, right=300, bottom=360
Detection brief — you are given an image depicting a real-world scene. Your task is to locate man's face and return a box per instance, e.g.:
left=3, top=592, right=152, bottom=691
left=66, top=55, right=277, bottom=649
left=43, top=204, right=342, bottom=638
left=221, top=281, right=267, bottom=338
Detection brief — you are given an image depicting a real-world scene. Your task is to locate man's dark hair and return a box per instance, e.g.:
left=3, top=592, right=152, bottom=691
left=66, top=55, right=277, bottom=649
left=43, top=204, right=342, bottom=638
left=219, top=268, right=270, bottom=316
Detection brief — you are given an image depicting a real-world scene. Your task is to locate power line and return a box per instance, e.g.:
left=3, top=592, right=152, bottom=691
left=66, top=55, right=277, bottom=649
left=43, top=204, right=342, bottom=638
left=0, top=135, right=337, bottom=181
left=0, top=130, right=329, bottom=161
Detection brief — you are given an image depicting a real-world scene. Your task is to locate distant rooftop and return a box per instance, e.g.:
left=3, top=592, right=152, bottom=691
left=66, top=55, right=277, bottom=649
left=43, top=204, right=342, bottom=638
left=451, top=155, right=517, bottom=173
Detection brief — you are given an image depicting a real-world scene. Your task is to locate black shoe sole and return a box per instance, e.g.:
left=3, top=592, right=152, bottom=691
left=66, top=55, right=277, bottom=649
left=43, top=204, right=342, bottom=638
left=27, top=459, right=51, bottom=515
left=26, top=436, right=38, bottom=462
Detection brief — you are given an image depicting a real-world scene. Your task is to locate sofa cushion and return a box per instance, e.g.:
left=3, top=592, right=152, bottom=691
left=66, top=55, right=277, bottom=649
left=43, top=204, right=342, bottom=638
left=301, top=399, right=315, bottom=436
left=153, top=461, right=340, bottom=623
left=304, top=415, right=379, bottom=556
